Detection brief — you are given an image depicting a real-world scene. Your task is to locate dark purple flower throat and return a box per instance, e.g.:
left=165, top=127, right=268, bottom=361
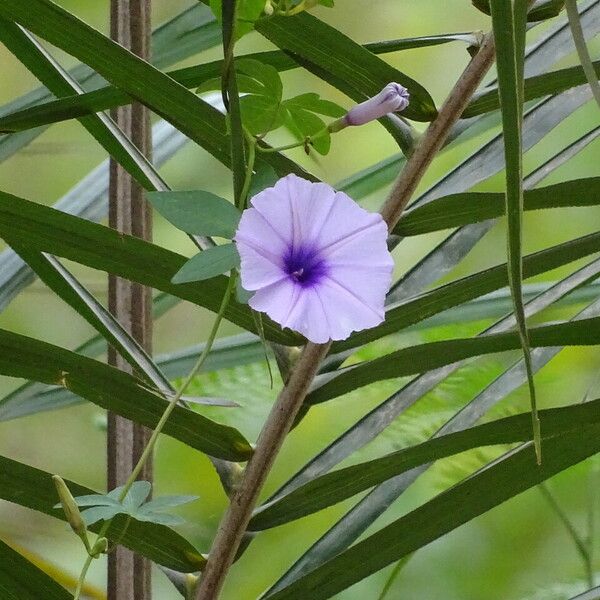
left=284, top=245, right=328, bottom=288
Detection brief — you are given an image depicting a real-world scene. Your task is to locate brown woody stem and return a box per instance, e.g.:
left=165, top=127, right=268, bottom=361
left=196, top=30, right=497, bottom=600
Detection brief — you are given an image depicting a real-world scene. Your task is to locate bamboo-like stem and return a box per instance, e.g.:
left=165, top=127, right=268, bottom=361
left=107, top=0, right=153, bottom=598
left=196, top=31, right=497, bottom=600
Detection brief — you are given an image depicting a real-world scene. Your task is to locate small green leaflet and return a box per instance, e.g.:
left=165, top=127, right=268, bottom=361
left=59, top=481, right=199, bottom=528
left=208, top=0, right=265, bottom=40
left=172, top=244, right=240, bottom=284
left=198, top=58, right=345, bottom=147
left=147, top=190, right=241, bottom=238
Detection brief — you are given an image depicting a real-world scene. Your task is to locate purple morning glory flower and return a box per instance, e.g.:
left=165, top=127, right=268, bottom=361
left=234, top=174, right=394, bottom=344
left=344, top=83, right=410, bottom=126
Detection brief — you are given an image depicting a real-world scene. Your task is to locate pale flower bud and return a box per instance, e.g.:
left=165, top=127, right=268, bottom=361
left=344, top=82, right=410, bottom=126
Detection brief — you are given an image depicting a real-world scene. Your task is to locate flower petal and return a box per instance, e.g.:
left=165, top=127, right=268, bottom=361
left=315, top=276, right=386, bottom=340
left=237, top=240, right=287, bottom=291
left=248, top=278, right=299, bottom=326
left=281, top=286, right=332, bottom=344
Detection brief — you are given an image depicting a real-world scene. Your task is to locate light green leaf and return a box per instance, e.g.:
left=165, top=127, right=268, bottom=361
left=283, top=93, right=345, bottom=117
left=148, top=191, right=241, bottom=238
left=172, top=244, right=240, bottom=284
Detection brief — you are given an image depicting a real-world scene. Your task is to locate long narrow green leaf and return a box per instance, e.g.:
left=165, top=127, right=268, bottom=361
left=0, top=455, right=205, bottom=572
left=0, top=33, right=475, bottom=134
left=266, top=265, right=600, bottom=594
left=0, top=189, right=300, bottom=345
left=0, top=2, right=220, bottom=163
left=250, top=400, right=600, bottom=530
left=569, top=586, right=600, bottom=600
left=0, top=19, right=168, bottom=192
left=310, top=317, right=600, bottom=405
left=0, top=331, right=263, bottom=421
left=0, top=327, right=253, bottom=461
left=0, top=0, right=311, bottom=180
left=490, top=0, right=540, bottom=461
left=566, top=0, right=600, bottom=107
left=263, top=421, right=600, bottom=600
left=394, top=176, right=600, bottom=236
left=334, top=230, right=600, bottom=352
left=464, top=59, right=600, bottom=117
left=0, top=539, right=71, bottom=599
left=7, top=246, right=175, bottom=396
left=254, top=12, right=436, bottom=122
left=0, top=120, right=186, bottom=312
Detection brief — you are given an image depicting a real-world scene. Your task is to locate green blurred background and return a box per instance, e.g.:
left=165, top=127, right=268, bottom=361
left=0, top=1, right=599, bottom=598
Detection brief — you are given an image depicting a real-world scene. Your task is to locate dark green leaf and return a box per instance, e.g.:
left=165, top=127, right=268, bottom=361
left=0, top=189, right=300, bottom=345
left=490, top=0, right=539, bottom=459
left=394, top=177, right=600, bottom=236
left=0, top=332, right=266, bottom=421
left=0, top=539, right=72, bottom=600
left=0, top=18, right=169, bottom=196
left=254, top=12, right=436, bottom=122
left=250, top=399, right=600, bottom=530
left=0, top=455, right=206, bottom=572
left=263, top=420, right=600, bottom=600
left=0, top=0, right=310, bottom=180
left=463, top=59, right=600, bottom=118
left=172, top=244, right=240, bottom=283
left=6, top=247, right=176, bottom=399
left=310, top=317, right=600, bottom=405
left=334, top=230, right=600, bottom=352
left=148, top=190, right=241, bottom=238
left=0, top=327, right=253, bottom=461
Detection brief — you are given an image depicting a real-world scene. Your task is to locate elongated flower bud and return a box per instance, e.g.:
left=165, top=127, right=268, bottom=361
left=52, top=475, right=89, bottom=545
left=344, top=82, right=410, bottom=126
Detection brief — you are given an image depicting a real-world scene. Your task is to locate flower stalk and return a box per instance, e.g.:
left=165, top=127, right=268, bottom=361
left=195, top=28, right=498, bottom=600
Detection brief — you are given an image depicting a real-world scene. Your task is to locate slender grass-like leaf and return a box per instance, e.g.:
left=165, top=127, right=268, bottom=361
left=394, top=177, right=600, bottom=236
left=335, top=230, right=600, bottom=352
left=266, top=263, right=600, bottom=593
left=250, top=400, right=600, bottom=530
left=464, top=59, right=600, bottom=117
left=0, top=0, right=311, bottom=180
left=0, top=19, right=168, bottom=193
left=263, top=421, right=600, bottom=600
left=0, top=2, right=220, bottom=163
left=0, top=327, right=253, bottom=461
left=0, top=189, right=300, bottom=345
left=311, top=317, right=600, bottom=405
left=0, top=120, right=186, bottom=312
left=569, top=586, right=600, bottom=600
left=0, top=455, right=205, bottom=572
left=0, top=34, right=475, bottom=134
left=6, top=247, right=176, bottom=397
left=490, top=0, right=540, bottom=461
left=0, top=539, right=72, bottom=599
left=0, top=332, right=264, bottom=421
left=566, top=0, right=600, bottom=107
